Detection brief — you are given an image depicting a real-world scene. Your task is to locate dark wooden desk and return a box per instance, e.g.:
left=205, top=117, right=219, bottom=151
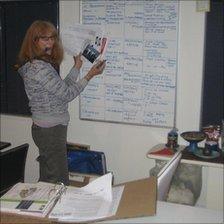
left=147, top=144, right=224, bottom=168
left=0, top=142, right=11, bottom=151
left=181, top=148, right=224, bottom=165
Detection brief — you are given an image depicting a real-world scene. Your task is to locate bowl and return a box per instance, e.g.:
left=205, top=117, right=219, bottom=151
left=180, top=131, right=206, bottom=152
left=181, top=131, right=206, bottom=142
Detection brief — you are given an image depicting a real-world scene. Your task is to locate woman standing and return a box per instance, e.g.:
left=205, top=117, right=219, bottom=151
left=15, top=20, right=106, bottom=185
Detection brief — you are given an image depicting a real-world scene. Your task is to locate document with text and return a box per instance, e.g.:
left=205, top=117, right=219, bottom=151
left=61, top=24, right=108, bottom=64
left=49, top=173, right=124, bottom=223
left=0, top=173, right=123, bottom=221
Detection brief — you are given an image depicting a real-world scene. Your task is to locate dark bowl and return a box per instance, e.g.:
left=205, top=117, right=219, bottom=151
left=180, top=131, right=206, bottom=142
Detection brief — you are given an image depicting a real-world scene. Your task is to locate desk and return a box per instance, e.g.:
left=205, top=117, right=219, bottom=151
left=101, top=201, right=223, bottom=223
left=0, top=141, right=11, bottom=151
left=147, top=144, right=224, bottom=210
left=1, top=201, right=222, bottom=223
left=147, top=144, right=224, bottom=168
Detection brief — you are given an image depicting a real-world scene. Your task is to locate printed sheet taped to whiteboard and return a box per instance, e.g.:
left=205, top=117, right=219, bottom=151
left=79, top=0, right=179, bottom=128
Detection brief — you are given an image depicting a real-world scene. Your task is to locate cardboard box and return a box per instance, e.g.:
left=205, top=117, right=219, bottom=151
left=0, top=176, right=157, bottom=223
left=111, top=176, right=157, bottom=220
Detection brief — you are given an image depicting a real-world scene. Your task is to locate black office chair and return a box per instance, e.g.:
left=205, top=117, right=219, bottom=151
left=0, top=143, right=29, bottom=196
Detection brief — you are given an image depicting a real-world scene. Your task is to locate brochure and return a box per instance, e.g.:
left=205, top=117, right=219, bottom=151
left=61, top=24, right=108, bottom=63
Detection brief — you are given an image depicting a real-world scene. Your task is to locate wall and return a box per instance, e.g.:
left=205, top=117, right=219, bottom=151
left=0, top=0, right=223, bottom=210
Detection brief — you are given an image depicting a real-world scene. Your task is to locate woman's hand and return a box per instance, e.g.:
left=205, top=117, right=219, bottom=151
left=73, top=53, right=83, bottom=70
left=85, top=60, right=106, bottom=81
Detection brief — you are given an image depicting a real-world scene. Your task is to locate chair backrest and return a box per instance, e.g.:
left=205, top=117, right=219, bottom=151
left=157, top=150, right=182, bottom=201
left=66, top=143, right=108, bottom=187
left=0, top=143, right=29, bottom=196
left=67, top=149, right=107, bottom=175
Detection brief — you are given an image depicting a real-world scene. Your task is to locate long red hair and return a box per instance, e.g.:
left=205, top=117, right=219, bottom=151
left=15, top=20, right=63, bottom=69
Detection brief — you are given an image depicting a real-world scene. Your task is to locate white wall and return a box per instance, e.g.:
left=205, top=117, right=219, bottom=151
left=0, top=0, right=223, bottom=210
left=60, top=0, right=206, bottom=183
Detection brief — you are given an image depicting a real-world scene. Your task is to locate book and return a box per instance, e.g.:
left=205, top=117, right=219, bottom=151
left=0, top=181, right=65, bottom=217
left=0, top=173, right=124, bottom=222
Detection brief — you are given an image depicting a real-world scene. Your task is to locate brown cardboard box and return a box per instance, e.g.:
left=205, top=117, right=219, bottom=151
left=0, top=177, right=157, bottom=223
left=110, top=176, right=157, bottom=220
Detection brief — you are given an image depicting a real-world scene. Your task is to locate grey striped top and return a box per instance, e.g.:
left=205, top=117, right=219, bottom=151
left=19, top=59, right=88, bottom=127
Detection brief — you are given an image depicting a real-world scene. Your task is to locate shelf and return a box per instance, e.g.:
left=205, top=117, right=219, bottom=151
left=147, top=144, right=224, bottom=169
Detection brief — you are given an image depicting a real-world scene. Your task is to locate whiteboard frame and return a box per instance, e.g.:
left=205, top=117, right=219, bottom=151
left=79, top=0, right=180, bottom=129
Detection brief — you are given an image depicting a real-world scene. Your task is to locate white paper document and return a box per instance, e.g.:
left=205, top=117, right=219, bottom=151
left=49, top=173, right=124, bottom=223
left=61, top=24, right=104, bottom=57
left=1, top=173, right=123, bottom=222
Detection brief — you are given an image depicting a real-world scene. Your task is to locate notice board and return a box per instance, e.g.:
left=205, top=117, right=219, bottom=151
left=80, top=0, right=179, bottom=128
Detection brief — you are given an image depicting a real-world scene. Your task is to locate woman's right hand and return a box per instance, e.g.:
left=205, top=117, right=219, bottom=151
left=85, top=60, right=106, bottom=81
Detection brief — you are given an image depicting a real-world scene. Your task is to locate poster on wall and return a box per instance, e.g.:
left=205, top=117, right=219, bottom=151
left=79, top=0, right=179, bottom=128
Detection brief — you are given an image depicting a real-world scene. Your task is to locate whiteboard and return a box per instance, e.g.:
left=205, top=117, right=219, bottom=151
left=79, top=0, right=179, bottom=128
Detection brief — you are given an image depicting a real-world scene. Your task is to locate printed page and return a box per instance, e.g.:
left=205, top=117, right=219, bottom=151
left=0, top=182, right=63, bottom=214
left=61, top=24, right=104, bottom=58
left=49, top=173, right=124, bottom=222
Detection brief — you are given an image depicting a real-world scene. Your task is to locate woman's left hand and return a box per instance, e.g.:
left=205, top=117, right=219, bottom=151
left=73, top=53, right=83, bottom=69
left=85, top=60, right=106, bottom=81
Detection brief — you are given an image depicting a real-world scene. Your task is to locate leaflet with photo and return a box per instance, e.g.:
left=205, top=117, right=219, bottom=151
left=61, top=24, right=108, bottom=63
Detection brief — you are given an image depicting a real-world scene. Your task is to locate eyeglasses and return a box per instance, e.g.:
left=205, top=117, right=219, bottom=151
left=39, top=35, right=56, bottom=42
